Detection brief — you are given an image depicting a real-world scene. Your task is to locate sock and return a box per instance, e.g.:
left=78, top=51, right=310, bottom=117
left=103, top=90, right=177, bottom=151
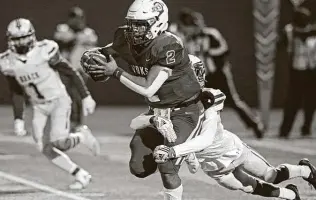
left=279, top=188, right=296, bottom=200
left=163, top=184, right=183, bottom=200
left=281, top=164, right=311, bottom=179
left=51, top=147, right=78, bottom=174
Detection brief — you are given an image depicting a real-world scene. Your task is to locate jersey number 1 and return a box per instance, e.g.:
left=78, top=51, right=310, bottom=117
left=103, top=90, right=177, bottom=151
left=28, top=83, right=44, bottom=99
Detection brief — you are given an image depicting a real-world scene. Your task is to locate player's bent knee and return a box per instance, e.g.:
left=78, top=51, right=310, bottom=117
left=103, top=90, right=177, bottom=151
left=51, top=138, right=73, bottom=152
left=215, top=174, right=241, bottom=191
left=42, top=143, right=59, bottom=159
left=129, top=159, right=157, bottom=178
left=262, top=166, right=278, bottom=183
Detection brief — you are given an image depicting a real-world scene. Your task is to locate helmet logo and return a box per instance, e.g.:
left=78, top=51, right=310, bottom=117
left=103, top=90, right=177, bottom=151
left=152, top=2, right=163, bottom=16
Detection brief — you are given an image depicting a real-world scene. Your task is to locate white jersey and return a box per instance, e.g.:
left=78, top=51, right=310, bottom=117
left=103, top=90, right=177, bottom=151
left=173, top=88, right=243, bottom=171
left=0, top=40, right=68, bottom=104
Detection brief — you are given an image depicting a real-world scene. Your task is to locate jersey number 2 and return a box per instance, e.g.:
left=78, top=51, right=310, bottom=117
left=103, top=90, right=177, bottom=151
left=28, top=83, right=44, bottom=99
left=166, top=50, right=175, bottom=64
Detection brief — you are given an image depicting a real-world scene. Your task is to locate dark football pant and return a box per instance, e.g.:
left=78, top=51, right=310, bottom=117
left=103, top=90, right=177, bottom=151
left=60, top=71, right=89, bottom=130
left=280, top=69, right=316, bottom=137
left=129, top=101, right=204, bottom=179
left=205, top=65, right=260, bottom=133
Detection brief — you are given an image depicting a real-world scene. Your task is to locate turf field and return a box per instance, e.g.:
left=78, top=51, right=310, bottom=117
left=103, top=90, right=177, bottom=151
left=0, top=106, right=315, bottom=200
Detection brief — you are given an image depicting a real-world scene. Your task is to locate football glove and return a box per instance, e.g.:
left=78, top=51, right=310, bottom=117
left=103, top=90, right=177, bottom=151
left=82, top=95, right=96, bottom=116
left=152, top=116, right=177, bottom=143
left=153, top=145, right=176, bottom=163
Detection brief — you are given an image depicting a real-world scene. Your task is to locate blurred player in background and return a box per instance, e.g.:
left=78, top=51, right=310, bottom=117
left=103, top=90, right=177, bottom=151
left=132, top=55, right=316, bottom=199
left=169, top=8, right=265, bottom=139
left=0, top=18, right=100, bottom=189
left=279, top=6, right=316, bottom=138
left=54, top=6, right=98, bottom=131
left=81, top=0, right=204, bottom=199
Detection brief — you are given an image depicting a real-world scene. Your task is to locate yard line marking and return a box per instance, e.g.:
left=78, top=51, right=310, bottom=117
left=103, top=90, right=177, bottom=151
left=0, top=171, right=91, bottom=200
left=0, top=154, right=30, bottom=160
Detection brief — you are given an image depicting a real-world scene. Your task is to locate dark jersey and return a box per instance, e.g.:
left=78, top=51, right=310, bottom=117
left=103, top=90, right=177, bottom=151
left=101, top=27, right=201, bottom=108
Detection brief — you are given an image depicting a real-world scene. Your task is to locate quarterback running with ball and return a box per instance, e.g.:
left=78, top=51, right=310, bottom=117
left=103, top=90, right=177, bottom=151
left=81, top=0, right=205, bottom=199
left=150, top=55, right=316, bottom=200
left=0, top=18, right=100, bottom=189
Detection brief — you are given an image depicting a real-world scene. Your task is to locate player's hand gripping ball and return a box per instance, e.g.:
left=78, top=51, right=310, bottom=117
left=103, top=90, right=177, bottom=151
left=81, top=50, right=111, bottom=82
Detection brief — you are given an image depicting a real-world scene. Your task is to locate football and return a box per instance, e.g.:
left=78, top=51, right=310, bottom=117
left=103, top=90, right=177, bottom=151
left=84, top=53, right=111, bottom=82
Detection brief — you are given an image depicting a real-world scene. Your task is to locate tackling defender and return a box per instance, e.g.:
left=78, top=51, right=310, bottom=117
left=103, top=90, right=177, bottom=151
left=0, top=18, right=100, bottom=189
left=81, top=0, right=204, bottom=199
left=150, top=56, right=316, bottom=200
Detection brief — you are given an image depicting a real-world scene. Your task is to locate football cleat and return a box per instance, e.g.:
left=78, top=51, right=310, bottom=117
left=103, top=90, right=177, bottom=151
left=14, top=119, right=27, bottom=136
left=299, top=158, right=316, bottom=189
left=77, top=125, right=100, bottom=156
left=285, top=184, right=301, bottom=200
left=69, top=169, right=92, bottom=190
left=185, top=153, right=200, bottom=174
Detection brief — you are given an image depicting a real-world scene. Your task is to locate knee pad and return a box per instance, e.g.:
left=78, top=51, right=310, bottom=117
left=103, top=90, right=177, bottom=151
left=42, top=143, right=59, bottom=159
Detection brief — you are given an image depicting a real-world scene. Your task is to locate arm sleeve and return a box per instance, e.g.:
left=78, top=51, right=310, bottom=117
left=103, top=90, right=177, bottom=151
left=5, top=76, right=25, bottom=120
left=173, top=110, right=219, bottom=157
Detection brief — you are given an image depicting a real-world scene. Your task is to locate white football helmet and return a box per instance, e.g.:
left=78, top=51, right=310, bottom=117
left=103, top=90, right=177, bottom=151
left=189, top=54, right=206, bottom=88
left=125, top=0, right=169, bottom=45
left=6, top=18, right=36, bottom=54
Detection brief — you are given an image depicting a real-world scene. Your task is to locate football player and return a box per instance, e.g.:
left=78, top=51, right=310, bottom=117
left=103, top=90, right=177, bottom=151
left=149, top=59, right=316, bottom=200
left=0, top=18, right=100, bottom=189
left=81, top=0, right=204, bottom=199
left=54, top=6, right=98, bottom=131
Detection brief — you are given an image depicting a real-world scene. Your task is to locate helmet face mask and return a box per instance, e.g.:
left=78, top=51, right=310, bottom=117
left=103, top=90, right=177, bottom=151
left=6, top=18, right=36, bottom=54
left=8, top=34, right=36, bottom=54
left=125, top=18, right=157, bottom=45
left=125, top=0, right=169, bottom=46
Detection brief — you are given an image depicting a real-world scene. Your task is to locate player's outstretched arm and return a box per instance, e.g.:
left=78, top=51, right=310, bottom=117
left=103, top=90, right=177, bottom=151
left=89, top=53, right=171, bottom=98
left=172, top=109, right=219, bottom=157
left=153, top=110, right=219, bottom=163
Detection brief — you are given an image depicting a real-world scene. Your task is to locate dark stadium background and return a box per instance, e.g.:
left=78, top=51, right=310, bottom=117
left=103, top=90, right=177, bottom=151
left=0, top=0, right=315, bottom=107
